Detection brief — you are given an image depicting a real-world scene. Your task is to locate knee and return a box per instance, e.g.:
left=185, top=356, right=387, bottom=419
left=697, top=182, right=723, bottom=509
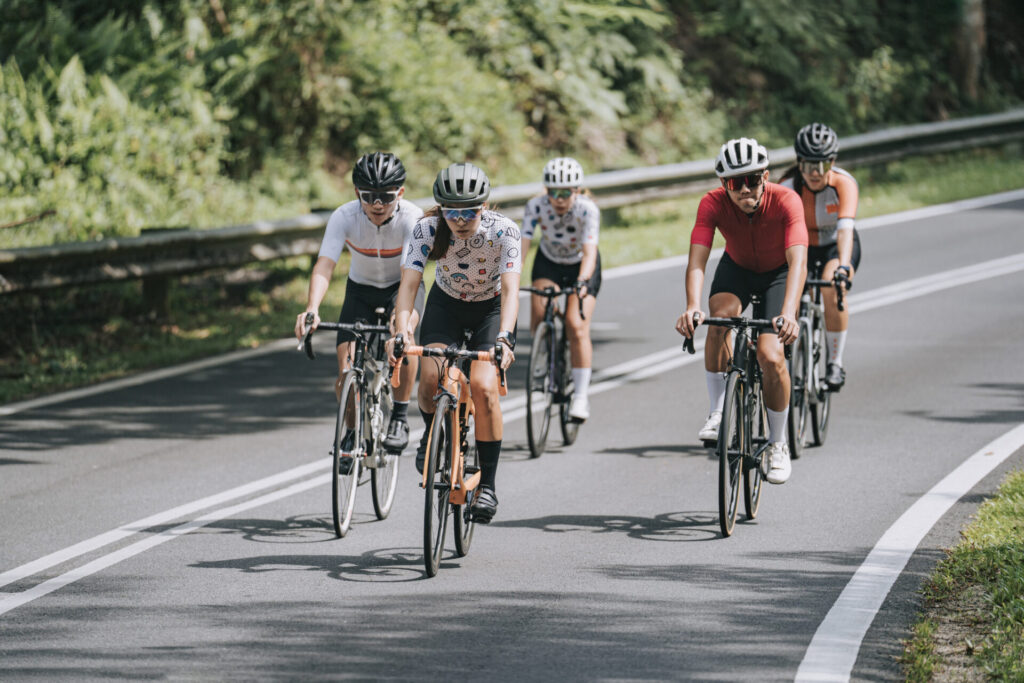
left=471, top=381, right=501, bottom=414
left=757, top=347, right=786, bottom=374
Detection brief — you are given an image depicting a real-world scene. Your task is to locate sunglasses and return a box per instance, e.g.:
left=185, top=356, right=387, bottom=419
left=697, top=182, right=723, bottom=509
left=442, top=207, right=483, bottom=222
left=358, top=189, right=399, bottom=205
left=547, top=188, right=575, bottom=200
left=798, top=159, right=833, bottom=175
left=723, top=172, right=765, bottom=192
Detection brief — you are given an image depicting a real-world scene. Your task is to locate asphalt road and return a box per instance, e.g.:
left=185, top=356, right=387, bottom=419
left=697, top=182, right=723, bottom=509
left=2, top=191, right=1023, bottom=681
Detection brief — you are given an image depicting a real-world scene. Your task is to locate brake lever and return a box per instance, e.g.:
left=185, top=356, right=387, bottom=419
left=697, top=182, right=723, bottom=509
left=682, top=312, right=702, bottom=354
left=301, top=312, right=316, bottom=359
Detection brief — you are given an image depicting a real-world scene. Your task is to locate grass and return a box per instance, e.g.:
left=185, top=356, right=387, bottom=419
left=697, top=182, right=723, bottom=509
left=901, top=469, right=1024, bottom=681
left=1, top=145, right=1023, bottom=404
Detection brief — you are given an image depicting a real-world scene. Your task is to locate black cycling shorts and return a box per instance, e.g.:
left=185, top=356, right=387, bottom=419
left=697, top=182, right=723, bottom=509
left=530, top=249, right=602, bottom=297
left=807, top=229, right=861, bottom=275
left=709, top=252, right=789, bottom=327
left=419, top=286, right=516, bottom=351
left=336, top=279, right=424, bottom=345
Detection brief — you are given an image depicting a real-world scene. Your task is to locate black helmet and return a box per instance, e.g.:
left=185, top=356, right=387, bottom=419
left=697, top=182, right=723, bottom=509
left=794, top=123, right=839, bottom=161
left=352, top=152, right=407, bottom=189
left=432, top=162, right=490, bottom=208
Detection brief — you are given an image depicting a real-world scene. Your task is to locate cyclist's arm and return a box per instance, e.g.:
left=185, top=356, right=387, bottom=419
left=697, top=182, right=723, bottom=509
left=577, top=243, right=597, bottom=283
left=295, top=256, right=336, bottom=339
left=781, top=244, right=808, bottom=319
left=836, top=226, right=854, bottom=275
left=392, top=268, right=423, bottom=340
left=677, top=243, right=711, bottom=337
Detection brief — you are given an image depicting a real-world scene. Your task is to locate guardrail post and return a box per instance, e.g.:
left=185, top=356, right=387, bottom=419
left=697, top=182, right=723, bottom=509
left=139, top=227, right=188, bottom=319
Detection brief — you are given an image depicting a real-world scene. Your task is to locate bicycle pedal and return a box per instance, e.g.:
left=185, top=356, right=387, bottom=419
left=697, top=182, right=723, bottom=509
left=465, top=466, right=479, bottom=475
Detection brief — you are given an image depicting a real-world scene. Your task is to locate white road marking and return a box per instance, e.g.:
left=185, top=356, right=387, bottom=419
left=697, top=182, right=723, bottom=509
left=795, top=423, right=1024, bottom=682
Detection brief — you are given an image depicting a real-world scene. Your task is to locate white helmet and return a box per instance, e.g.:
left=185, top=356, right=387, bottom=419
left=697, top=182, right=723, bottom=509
left=542, top=157, right=584, bottom=188
left=714, top=137, right=769, bottom=178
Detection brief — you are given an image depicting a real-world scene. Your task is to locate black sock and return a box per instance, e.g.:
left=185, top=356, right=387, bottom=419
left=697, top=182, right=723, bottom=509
left=419, top=409, right=434, bottom=449
left=392, top=401, right=408, bottom=421
left=477, top=440, right=501, bottom=490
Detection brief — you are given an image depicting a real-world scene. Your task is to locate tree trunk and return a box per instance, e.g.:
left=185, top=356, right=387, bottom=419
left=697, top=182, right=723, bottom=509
left=955, top=0, right=986, bottom=101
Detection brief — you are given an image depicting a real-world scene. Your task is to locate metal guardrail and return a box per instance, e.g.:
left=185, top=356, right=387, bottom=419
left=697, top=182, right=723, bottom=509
left=2, top=108, right=1023, bottom=296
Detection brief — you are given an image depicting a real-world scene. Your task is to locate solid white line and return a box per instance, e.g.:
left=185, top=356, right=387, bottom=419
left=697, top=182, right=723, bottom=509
left=795, top=423, right=1024, bottom=682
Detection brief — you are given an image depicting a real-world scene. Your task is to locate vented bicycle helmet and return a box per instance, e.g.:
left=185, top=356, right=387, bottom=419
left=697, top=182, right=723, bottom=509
left=543, top=157, right=584, bottom=188
left=352, top=152, right=407, bottom=189
left=794, top=123, right=839, bottom=160
left=715, top=138, right=770, bottom=178
left=432, top=162, right=490, bottom=208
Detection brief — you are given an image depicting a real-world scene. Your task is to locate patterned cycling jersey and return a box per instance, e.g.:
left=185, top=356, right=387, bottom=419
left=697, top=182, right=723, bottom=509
left=779, top=167, right=858, bottom=247
left=521, top=194, right=600, bottom=264
left=690, top=183, right=808, bottom=273
left=317, top=199, right=424, bottom=287
left=403, top=211, right=522, bottom=301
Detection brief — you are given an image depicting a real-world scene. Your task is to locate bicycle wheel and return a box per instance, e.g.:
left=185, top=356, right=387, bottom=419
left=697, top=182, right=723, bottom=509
left=526, top=321, right=554, bottom=458
left=810, top=321, right=832, bottom=446
left=744, top=380, right=766, bottom=520
left=371, top=387, right=399, bottom=520
left=786, top=320, right=810, bottom=460
left=559, top=329, right=580, bottom=445
left=423, top=395, right=452, bottom=577
left=718, top=372, right=745, bottom=537
left=453, top=406, right=476, bottom=557
left=332, top=375, right=361, bottom=538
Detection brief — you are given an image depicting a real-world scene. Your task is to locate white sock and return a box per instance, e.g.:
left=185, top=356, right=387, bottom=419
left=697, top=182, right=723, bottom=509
left=706, top=371, right=726, bottom=414
left=571, top=367, right=592, bottom=398
left=826, top=330, right=847, bottom=366
left=767, top=407, right=788, bottom=444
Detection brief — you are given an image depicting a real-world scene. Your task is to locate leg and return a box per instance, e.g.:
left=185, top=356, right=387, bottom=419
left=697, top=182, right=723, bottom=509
left=530, top=277, right=557, bottom=332
left=469, top=360, right=502, bottom=522
left=698, top=292, right=741, bottom=443
left=385, top=309, right=419, bottom=452
left=566, top=291, right=596, bottom=420
left=413, top=343, right=447, bottom=473
left=820, top=258, right=851, bottom=388
left=758, top=333, right=793, bottom=485
left=335, top=341, right=354, bottom=402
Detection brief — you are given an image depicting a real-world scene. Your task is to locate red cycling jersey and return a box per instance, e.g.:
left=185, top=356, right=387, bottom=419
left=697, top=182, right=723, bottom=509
left=690, top=182, right=808, bottom=273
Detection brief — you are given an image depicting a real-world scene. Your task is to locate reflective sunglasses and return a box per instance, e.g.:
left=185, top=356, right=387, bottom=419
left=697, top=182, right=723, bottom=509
left=442, top=207, right=483, bottom=222
left=547, top=188, right=575, bottom=200
left=358, top=189, right=399, bottom=205
left=798, top=159, right=833, bottom=175
left=723, top=172, right=765, bottom=192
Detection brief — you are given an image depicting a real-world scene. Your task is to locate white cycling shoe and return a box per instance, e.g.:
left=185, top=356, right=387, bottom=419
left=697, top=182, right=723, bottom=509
left=698, top=411, right=722, bottom=442
left=568, top=395, right=590, bottom=421
left=766, top=442, right=792, bottom=484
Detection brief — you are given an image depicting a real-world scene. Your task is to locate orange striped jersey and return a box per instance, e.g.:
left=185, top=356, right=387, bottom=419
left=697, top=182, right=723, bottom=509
left=780, top=167, right=858, bottom=247
left=317, top=199, right=424, bottom=287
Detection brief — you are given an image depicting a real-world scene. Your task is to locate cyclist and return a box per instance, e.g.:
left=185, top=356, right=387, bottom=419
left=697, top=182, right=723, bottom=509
left=389, top=162, right=520, bottom=523
left=675, top=138, right=808, bottom=484
left=780, top=123, right=860, bottom=390
left=520, top=157, right=601, bottom=421
left=295, top=152, right=425, bottom=472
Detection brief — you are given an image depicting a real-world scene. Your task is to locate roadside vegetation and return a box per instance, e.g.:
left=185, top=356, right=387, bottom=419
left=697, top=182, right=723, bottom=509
left=901, top=469, right=1024, bottom=682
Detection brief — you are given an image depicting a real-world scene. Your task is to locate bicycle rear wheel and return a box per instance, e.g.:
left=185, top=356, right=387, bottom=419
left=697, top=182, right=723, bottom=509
left=526, top=322, right=554, bottom=458
left=744, top=381, right=766, bottom=520
left=371, top=390, right=399, bottom=520
left=423, top=396, right=452, bottom=577
left=332, top=375, right=361, bottom=538
left=810, top=322, right=832, bottom=446
left=786, top=320, right=810, bottom=459
left=453, top=408, right=476, bottom=557
left=559, top=330, right=580, bottom=445
left=718, top=372, right=745, bottom=537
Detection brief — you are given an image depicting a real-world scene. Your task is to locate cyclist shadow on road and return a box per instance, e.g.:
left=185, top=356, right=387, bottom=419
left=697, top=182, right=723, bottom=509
left=491, top=511, right=720, bottom=542
left=596, top=443, right=716, bottom=460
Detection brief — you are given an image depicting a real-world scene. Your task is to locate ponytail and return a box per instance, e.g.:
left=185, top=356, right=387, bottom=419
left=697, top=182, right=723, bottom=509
left=425, top=206, right=452, bottom=261
left=780, top=164, right=804, bottom=194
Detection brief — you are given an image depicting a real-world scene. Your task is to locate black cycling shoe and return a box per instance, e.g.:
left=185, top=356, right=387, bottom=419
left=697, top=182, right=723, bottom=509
left=826, top=363, right=846, bottom=391
left=415, top=442, right=427, bottom=475
left=337, top=430, right=356, bottom=475
left=470, top=486, right=498, bottom=524
left=382, top=418, right=410, bottom=453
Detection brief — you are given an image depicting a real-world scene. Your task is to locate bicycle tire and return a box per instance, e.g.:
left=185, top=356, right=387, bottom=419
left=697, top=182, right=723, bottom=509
left=718, top=372, right=744, bottom=537
left=526, top=321, right=554, bottom=458
left=744, top=380, right=766, bottom=520
left=423, top=395, right=452, bottom=577
left=786, top=320, right=811, bottom=460
left=559, top=328, right=580, bottom=445
left=810, top=321, right=832, bottom=446
left=453, top=406, right=476, bottom=557
left=370, top=386, right=399, bottom=520
left=332, top=375, right=361, bottom=538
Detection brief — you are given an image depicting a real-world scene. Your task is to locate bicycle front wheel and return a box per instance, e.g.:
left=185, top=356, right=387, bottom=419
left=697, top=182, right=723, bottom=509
left=332, top=375, right=361, bottom=538
left=526, top=322, right=554, bottom=458
left=423, top=396, right=452, bottom=577
left=371, top=391, right=399, bottom=520
left=810, top=321, right=832, bottom=446
left=453, top=408, right=476, bottom=557
left=744, top=381, right=766, bottom=520
left=718, top=372, right=745, bottom=537
left=786, top=320, right=810, bottom=460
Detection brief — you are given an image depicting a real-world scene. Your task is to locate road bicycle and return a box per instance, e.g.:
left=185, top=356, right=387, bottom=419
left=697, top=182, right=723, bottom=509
left=521, top=284, right=585, bottom=458
left=391, top=333, right=507, bottom=577
left=787, top=263, right=850, bottom=453
left=684, top=301, right=781, bottom=537
left=301, top=310, right=400, bottom=538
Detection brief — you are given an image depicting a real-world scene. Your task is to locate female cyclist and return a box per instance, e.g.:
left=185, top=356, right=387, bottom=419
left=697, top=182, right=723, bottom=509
left=389, top=162, right=520, bottom=523
left=295, top=152, right=424, bottom=472
left=520, top=157, right=601, bottom=421
left=780, top=123, right=860, bottom=390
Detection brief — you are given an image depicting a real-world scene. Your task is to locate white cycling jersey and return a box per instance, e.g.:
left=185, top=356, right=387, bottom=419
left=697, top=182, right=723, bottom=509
left=317, top=199, right=424, bottom=287
left=403, top=211, right=522, bottom=302
left=521, top=194, right=600, bottom=265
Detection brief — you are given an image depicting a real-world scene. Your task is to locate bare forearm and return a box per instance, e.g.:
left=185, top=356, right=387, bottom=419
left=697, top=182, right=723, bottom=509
left=305, top=257, right=335, bottom=310
left=578, top=244, right=597, bottom=281
left=499, top=273, right=521, bottom=332
left=782, top=246, right=807, bottom=316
